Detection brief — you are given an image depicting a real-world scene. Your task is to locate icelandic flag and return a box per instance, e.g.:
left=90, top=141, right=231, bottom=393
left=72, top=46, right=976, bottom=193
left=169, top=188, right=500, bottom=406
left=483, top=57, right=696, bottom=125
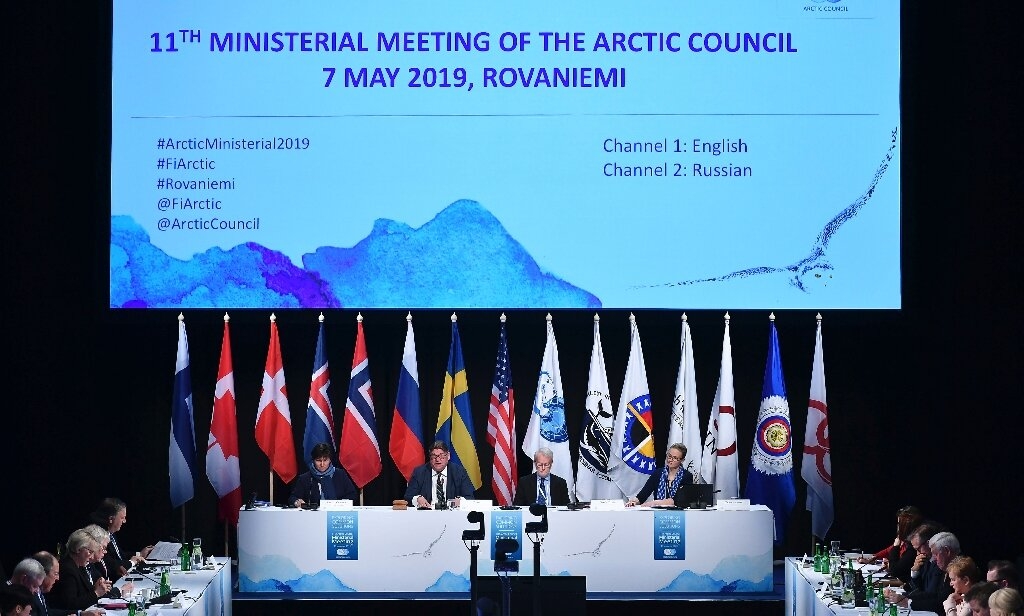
left=389, top=314, right=424, bottom=483
left=339, top=315, right=382, bottom=489
left=522, top=315, right=574, bottom=497
left=207, top=314, right=241, bottom=525
left=802, top=315, right=834, bottom=539
left=576, top=314, right=619, bottom=501
left=486, top=317, right=517, bottom=506
left=609, top=314, right=656, bottom=498
left=745, top=315, right=797, bottom=543
left=255, top=315, right=298, bottom=484
left=700, top=313, right=739, bottom=499
left=436, top=316, right=482, bottom=490
left=170, top=314, right=197, bottom=508
left=303, top=318, right=336, bottom=466
left=668, top=314, right=703, bottom=479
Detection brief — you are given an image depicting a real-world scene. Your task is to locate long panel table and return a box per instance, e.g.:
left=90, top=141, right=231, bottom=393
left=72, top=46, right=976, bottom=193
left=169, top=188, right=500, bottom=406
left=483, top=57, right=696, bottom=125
left=238, top=505, right=774, bottom=595
left=105, top=557, right=232, bottom=615
left=784, top=557, right=937, bottom=616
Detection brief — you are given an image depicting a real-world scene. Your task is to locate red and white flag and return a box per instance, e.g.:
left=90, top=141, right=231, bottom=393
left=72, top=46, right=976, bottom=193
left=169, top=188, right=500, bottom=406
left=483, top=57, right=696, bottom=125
left=700, top=312, right=739, bottom=499
left=339, top=314, right=382, bottom=489
left=207, top=314, right=242, bottom=525
left=255, top=314, right=298, bottom=484
left=802, top=315, right=834, bottom=539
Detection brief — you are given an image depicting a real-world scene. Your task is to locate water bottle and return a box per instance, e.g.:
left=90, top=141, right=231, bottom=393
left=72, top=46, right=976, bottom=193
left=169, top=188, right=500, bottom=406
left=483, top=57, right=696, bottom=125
left=159, top=570, right=170, bottom=596
left=178, top=542, right=191, bottom=571
left=191, top=538, right=203, bottom=568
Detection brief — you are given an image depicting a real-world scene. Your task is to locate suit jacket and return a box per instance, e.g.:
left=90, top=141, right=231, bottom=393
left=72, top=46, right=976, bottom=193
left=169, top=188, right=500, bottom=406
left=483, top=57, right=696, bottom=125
left=636, top=468, right=694, bottom=503
left=906, top=560, right=950, bottom=613
left=104, top=532, right=133, bottom=578
left=49, top=556, right=99, bottom=611
left=404, top=462, right=476, bottom=504
left=288, top=467, right=358, bottom=506
left=32, top=590, right=76, bottom=616
left=88, top=560, right=122, bottom=598
left=513, top=473, right=570, bottom=506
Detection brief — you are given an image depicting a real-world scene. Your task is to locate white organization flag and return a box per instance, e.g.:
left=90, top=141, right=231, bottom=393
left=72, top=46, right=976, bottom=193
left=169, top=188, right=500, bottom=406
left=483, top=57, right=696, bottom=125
left=609, top=314, right=656, bottom=498
left=522, top=315, right=574, bottom=495
left=668, top=314, right=703, bottom=479
left=576, top=314, right=620, bottom=501
left=700, top=313, right=739, bottom=499
left=802, top=315, right=834, bottom=539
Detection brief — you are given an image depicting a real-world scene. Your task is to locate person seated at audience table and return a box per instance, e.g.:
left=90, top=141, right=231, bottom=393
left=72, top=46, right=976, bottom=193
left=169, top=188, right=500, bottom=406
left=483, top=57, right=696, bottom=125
left=859, top=505, right=924, bottom=584
left=82, top=524, right=133, bottom=598
left=944, top=556, right=983, bottom=616
left=989, top=588, right=1024, bottom=616
left=514, top=447, right=570, bottom=507
left=404, top=440, right=476, bottom=509
left=989, top=560, right=1021, bottom=590
left=626, top=443, right=693, bottom=507
left=0, top=583, right=35, bottom=616
left=31, top=550, right=104, bottom=616
left=288, top=442, right=358, bottom=508
left=885, top=524, right=951, bottom=611
left=6, top=558, right=45, bottom=599
left=90, top=497, right=153, bottom=578
left=50, top=529, right=112, bottom=612
left=964, top=582, right=1002, bottom=616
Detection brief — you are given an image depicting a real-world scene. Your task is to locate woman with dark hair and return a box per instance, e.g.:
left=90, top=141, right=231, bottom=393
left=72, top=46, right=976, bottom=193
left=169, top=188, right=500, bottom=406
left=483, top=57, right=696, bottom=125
left=860, top=504, right=924, bottom=584
left=289, top=442, right=358, bottom=507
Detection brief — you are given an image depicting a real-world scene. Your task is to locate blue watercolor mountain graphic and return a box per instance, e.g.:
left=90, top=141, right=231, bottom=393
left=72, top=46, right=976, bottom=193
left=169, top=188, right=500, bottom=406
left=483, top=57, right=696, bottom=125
left=111, top=216, right=338, bottom=309
left=237, top=551, right=355, bottom=592
left=111, top=200, right=599, bottom=308
left=424, top=571, right=471, bottom=592
left=658, top=550, right=773, bottom=593
left=302, top=200, right=600, bottom=308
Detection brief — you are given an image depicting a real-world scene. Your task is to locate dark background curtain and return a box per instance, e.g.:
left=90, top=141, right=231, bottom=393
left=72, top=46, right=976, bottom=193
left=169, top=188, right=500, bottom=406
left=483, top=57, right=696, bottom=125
left=6, top=3, right=1019, bottom=572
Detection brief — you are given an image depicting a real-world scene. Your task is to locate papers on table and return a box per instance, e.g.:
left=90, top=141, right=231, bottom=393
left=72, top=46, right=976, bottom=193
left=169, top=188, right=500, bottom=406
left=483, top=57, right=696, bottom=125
left=147, top=541, right=183, bottom=562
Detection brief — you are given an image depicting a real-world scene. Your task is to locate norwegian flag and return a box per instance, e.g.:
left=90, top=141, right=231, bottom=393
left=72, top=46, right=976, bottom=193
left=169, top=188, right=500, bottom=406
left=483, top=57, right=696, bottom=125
left=255, top=314, right=298, bottom=484
left=303, top=318, right=336, bottom=466
left=339, top=314, right=382, bottom=489
left=486, top=317, right=517, bottom=506
left=207, top=314, right=241, bottom=525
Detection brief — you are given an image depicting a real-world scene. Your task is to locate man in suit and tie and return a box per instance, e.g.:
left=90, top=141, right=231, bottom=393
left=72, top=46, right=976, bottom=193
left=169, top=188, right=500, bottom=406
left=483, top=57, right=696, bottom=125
left=514, top=447, right=569, bottom=507
left=404, top=440, right=476, bottom=509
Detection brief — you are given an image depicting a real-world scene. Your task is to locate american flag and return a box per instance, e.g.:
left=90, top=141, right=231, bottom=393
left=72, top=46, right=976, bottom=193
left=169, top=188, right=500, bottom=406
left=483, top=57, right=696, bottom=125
left=486, top=317, right=517, bottom=506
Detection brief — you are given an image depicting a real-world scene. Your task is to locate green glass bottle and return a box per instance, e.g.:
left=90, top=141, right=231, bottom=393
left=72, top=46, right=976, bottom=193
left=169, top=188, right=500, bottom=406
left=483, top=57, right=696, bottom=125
left=179, top=542, right=191, bottom=571
left=159, top=570, right=170, bottom=596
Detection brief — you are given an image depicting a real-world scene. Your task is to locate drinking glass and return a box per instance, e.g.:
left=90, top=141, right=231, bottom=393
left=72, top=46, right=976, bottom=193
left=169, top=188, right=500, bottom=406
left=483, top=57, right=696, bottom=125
left=830, top=540, right=841, bottom=556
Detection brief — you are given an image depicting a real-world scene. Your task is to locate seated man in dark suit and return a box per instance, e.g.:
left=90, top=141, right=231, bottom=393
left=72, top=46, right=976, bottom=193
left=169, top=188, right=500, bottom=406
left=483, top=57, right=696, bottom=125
left=404, top=440, right=476, bottom=509
left=514, top=447, right=569, bottom=507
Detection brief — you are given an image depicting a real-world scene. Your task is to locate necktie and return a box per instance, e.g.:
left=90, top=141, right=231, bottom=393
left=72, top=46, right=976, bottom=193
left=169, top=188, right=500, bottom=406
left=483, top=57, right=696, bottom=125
left=37, top=592, right=48, bottom=616
left=85, top=565, right=94, bottom=585
left=539, top=477, right=547, bottom=505
left=109, top=534, right=122, bottom=560
left=436, top=472, right=445, bottom=504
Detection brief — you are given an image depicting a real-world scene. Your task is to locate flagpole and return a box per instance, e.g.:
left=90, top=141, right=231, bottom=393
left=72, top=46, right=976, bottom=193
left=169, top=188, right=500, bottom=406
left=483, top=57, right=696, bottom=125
left=224, top=521, right=229, bottom=558
left=269, top=470, right=274, bottom=504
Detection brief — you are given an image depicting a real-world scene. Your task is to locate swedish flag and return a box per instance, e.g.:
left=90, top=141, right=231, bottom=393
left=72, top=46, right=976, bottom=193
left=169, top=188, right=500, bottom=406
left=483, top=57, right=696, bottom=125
left=436, top=317, right=482, bottom=489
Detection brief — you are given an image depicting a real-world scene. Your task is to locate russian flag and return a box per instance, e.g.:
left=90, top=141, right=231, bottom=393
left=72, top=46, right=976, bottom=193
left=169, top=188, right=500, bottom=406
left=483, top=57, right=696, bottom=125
left=389, top=314, right=424, bottom=482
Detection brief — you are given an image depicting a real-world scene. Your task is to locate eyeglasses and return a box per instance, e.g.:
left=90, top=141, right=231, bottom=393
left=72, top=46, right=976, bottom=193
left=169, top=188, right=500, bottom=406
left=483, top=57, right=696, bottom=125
left=666, top=454, right=683, bottom=461
left=429, top=453, right=448, bottom=460
left=535, top=462, right=552, bottom=468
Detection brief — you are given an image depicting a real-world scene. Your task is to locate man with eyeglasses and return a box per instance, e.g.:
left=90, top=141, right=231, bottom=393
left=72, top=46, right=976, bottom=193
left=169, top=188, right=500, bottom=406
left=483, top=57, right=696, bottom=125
left=513, top=447, right=569, bottom=507
left=886, top=525, right=960, bottom=613
left=404, top=440, right=476, bottom=509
